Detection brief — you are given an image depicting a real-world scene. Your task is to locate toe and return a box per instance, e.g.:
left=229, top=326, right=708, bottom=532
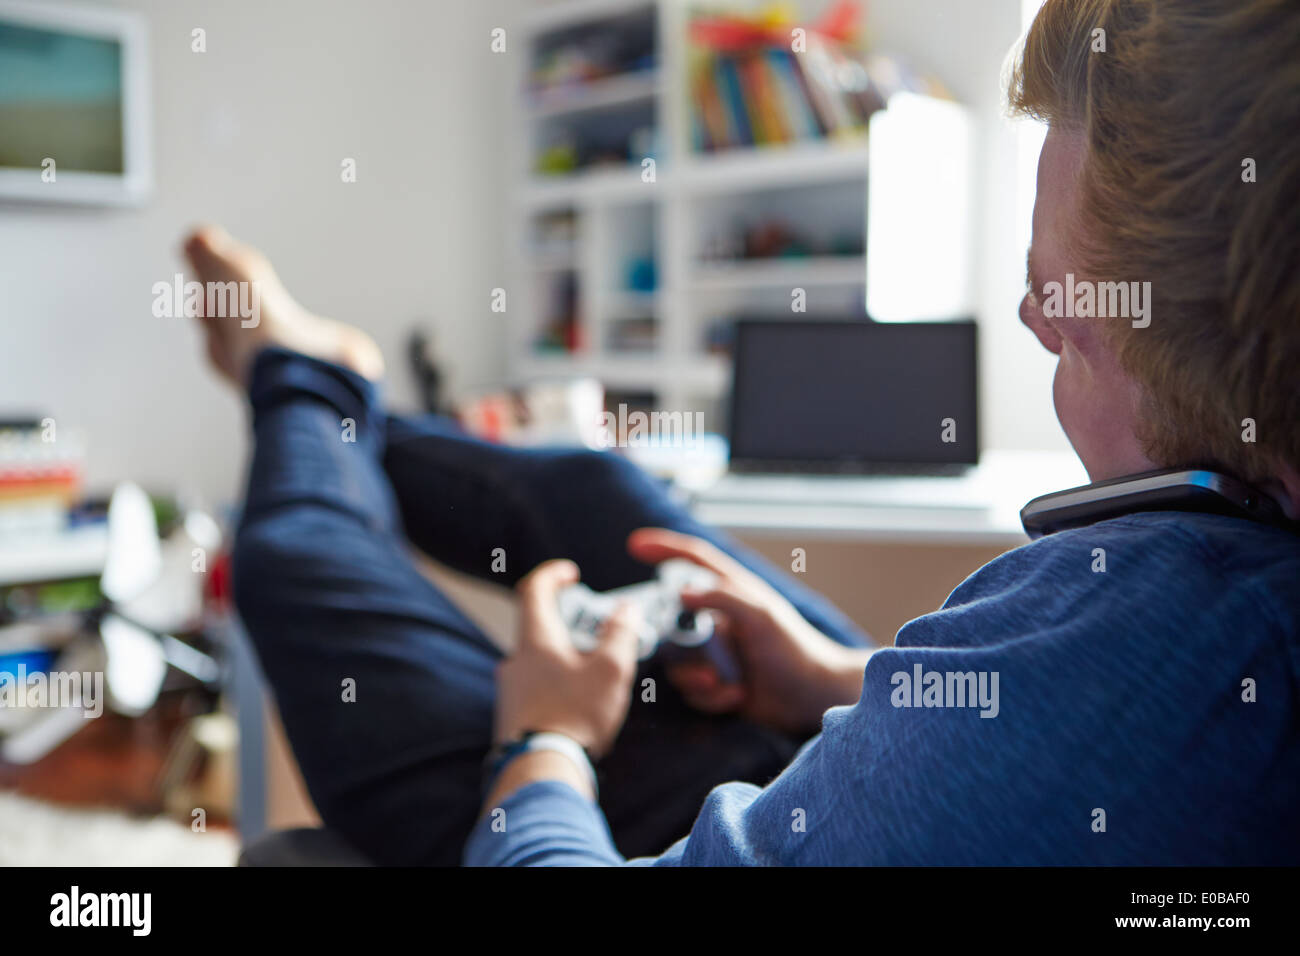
left=183, top=224, right=228, bottom=262
left=183, top=227, right=279, bottom=296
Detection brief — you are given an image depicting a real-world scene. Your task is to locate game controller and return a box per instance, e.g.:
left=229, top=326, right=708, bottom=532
left=557, top=559, right=741, bottom=684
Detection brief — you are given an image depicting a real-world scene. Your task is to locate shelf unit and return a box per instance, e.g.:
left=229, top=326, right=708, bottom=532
left=510, top=0, right=974, bottom=428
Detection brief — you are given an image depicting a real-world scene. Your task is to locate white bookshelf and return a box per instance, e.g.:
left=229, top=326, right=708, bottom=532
left=528, top=69, right=662, bottom=119
left=510, top=0, right=974, bottom=423
left=689, top=255, right=868, bottom=290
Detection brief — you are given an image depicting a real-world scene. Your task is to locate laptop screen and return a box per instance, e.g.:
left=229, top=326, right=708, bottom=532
left=727, top=319, right=979, bottom=471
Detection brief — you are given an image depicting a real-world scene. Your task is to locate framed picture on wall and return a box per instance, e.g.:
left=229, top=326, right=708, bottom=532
left=0, top=0, right=152, bottom=205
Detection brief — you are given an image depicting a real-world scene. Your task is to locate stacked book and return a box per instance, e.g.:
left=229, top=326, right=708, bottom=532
left=0, top=419, right=107, bottom=763
left=687, top=0, right=941, bottom=155
left=690, top=40, right=884, bottom=151
left=0, top=420, right=84, bottom=537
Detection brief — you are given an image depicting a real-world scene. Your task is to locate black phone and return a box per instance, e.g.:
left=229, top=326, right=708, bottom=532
left=1019, top=468, right=1292, bottom=539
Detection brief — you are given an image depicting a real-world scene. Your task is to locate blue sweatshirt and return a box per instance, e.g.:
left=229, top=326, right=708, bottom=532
left=464, top=512, right=1300, bottom=866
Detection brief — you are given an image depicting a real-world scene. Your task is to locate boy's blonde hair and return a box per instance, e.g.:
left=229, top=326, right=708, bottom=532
left=1008, top=0, right=1299, bottom=485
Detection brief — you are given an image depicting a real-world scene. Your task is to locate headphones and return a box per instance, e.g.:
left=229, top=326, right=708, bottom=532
left=1019, top=468, right=1296, bottom=538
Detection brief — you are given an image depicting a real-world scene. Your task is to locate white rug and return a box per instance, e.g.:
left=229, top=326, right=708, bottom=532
left=0, top=791, right=238, bottom=866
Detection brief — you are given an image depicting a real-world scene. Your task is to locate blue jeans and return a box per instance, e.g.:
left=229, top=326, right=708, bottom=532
left=233, top=349, right=869, bottom=864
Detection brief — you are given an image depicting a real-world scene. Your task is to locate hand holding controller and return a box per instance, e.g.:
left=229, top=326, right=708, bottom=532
left=556, top=559, right=742, bottom=684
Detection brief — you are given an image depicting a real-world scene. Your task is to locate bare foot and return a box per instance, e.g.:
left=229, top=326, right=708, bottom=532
left=182, top=226, right=385, bottom=385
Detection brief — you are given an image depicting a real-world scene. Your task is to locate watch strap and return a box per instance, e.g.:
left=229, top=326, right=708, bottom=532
left=483, top=730, right=598, bottom=797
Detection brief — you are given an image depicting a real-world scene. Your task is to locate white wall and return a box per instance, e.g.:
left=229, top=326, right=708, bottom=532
left=0, top=0, right=517, bottom=506
left=865, top=0, right=1068, bottom=455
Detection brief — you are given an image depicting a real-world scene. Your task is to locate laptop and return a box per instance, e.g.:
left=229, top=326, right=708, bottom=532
left=716, top=319, right=979, bottom=501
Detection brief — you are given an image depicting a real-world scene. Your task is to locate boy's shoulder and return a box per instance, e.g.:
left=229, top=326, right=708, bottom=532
left=905, top=510, right=1300, bottom=655
left=866, top=511, right=1299, bottom=865
left=973, top=510, right=1293, bottom=598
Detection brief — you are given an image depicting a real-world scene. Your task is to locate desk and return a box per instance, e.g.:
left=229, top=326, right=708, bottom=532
left=688, top=450, right=1087, bottom=547
left=686, top=450, right=1087, bottom=641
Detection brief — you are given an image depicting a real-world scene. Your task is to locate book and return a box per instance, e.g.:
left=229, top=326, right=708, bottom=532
left=715, top=57, right=752, bottom=147
left=688, top=36, right=897, bottom=151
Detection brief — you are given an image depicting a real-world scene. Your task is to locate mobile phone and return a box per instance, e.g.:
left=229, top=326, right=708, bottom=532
left=1019, top=468, right=1291, bottom=539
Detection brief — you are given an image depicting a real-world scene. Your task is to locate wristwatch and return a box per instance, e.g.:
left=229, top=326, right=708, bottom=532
left=483, top=730, right=599, bottom=797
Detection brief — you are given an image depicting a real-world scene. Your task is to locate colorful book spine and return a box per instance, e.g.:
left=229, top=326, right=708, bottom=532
left=716, top=57, right=752, bottom=146
left=698, top=60, right=732, bottom=149
left=735, top=53, right=771, bottom=143
left=690, top=38, right=882, bottom=152
left=767, top=50, right=818, bottom=140
left=751, top=52, right=792, bottom=143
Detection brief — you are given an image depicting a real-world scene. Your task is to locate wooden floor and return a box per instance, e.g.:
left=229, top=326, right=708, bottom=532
left=0, top=693, right=222, bottom=820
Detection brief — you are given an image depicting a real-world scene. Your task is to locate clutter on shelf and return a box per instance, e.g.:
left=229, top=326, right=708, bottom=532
left=700, top=217, right=864, bottom=263
left=528, top=4, right=658, bottom=95
left=454, top=379, right=607, bottom=448
left=1, top=415, right=235, bottom=821
left=687, top=0, right=947, bottom=152
left=529, top=3, right=660, bottom=177
left=534, top=270, right=583, bottom=353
